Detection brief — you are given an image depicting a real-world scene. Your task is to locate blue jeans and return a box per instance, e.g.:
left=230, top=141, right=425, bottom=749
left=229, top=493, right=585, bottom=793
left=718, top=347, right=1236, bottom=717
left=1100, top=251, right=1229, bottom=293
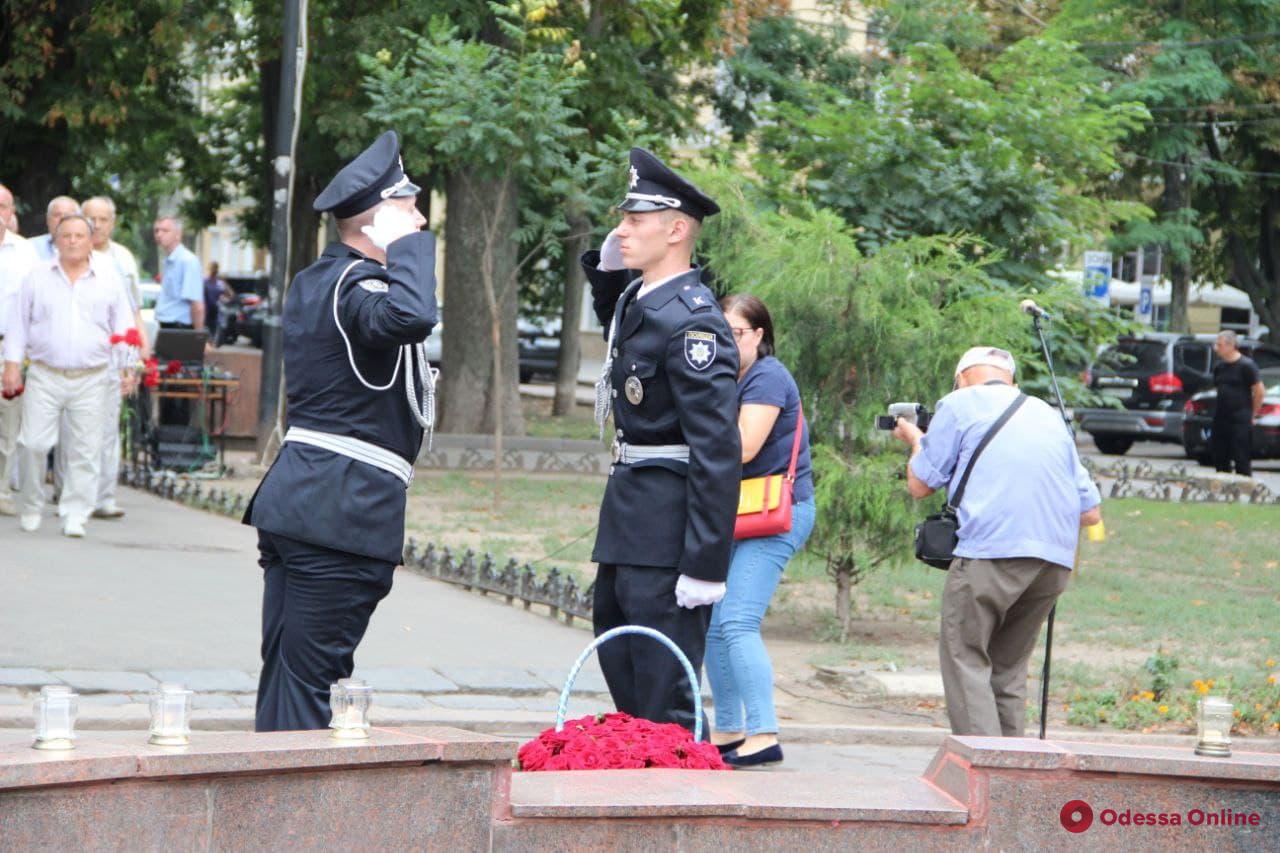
left=704, top=497, right=816, bottom=736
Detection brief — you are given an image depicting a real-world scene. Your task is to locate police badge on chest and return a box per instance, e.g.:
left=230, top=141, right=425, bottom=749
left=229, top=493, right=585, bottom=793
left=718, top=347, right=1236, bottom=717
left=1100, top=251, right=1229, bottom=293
left=624, top=375, right=644, bottom=404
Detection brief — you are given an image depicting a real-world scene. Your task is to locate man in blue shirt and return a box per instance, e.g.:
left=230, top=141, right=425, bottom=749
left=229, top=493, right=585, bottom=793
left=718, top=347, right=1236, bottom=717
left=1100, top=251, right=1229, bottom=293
left=152, top=216, right=205, bottom=330
left=29, top=196, right=80, bottom=262
left=893, top=346, right=1102, bottom=737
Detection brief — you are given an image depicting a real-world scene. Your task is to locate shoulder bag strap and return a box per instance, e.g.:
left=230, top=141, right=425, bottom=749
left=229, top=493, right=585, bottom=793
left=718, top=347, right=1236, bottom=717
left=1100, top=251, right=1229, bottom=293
left=947, top=392, right=1026, bottom=510
left=784, top=402, right=805, bottom=482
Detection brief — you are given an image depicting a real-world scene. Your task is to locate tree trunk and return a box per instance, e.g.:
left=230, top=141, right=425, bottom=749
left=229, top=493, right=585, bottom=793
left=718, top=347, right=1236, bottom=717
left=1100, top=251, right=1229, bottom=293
left=440, top=168, right=524, bottom=436
left=1163, top=161, right=1190, bottom=333
left=831, top=555, right=854, bottom=643
left=553, top=216, right=589, bottom=416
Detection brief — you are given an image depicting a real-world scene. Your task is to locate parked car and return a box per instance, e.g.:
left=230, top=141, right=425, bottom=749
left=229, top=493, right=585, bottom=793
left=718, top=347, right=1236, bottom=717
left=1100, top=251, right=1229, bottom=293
left=1076, top=333, right=1280, bottom=456
left=1182, top=377, right=1280, bottom=464
left=517, top=317, right=560, bottom=382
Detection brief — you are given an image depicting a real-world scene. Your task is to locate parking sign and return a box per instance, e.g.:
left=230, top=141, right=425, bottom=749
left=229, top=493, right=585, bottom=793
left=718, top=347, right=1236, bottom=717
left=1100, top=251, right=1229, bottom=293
left=1083, top=251, right=1112, bottom=306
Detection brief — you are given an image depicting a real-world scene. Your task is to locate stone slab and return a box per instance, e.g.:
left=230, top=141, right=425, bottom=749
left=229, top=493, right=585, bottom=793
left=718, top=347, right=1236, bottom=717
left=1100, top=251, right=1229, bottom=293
left=435, top=667, right=550, bottom=694
left=509, top=770, right=967, bottom=823
left=946, top=735, right=1071, bottom=769
left=353, top=667, right=459, bottom=694
left=50, top=670, right=157, bottom=694
left=1064, top=740, right=1280, bottom=783
left=0, top=668, right=60, bottom=688
left=149, top=668, right=258, bottom=692
left=0, top=731, right=141, bottom=791
left=390, top=726, right=519, bottom=763
left=78, top=694, right=133, bottom=707
left=189, top=693, right=241, bottom=711
left=431, top=694, right=529, bottom=711
left=374, top=692, right=433, bottom=710
left=530, top=666, right=610, bottom=695
left=861, top=671, right=946, bottom=698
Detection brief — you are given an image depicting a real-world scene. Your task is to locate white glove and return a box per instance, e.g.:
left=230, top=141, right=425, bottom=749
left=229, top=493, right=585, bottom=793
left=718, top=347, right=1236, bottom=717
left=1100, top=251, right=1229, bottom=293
left=598, top=228, right=625, bottom=271
left=360, top=204, right=419, bottom=250
left=675, top=574, right=727, bottom=609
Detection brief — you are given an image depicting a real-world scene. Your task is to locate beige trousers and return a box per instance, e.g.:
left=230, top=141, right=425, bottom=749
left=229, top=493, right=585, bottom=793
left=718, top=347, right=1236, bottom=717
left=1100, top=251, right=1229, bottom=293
left=16, top=363, right=110, bottom=523
left=0, top=392, right=20, bottom=499
left=939, top=556, right=1071, bottom=737
left=53, top=372, right=122, bottom=510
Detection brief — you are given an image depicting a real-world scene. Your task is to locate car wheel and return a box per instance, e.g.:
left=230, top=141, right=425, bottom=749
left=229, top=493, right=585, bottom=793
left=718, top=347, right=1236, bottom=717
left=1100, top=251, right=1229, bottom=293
left=1093, top=435, right=1134, bottom=455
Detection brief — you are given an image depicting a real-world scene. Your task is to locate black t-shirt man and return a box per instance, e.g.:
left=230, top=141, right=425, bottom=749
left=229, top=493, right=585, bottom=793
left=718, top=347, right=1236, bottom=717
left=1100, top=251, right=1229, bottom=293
left=1213, top=356, right=1261, bottom=422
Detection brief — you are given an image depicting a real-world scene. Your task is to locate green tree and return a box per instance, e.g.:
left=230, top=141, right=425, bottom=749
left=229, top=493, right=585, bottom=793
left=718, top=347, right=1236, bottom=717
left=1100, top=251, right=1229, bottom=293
left=0, top=0, right=229, bottom=249
left=696, top=170, right=1126, bottom=635
left=1051, top=0, right=1280, bottom=337
left=363, top=4, right=584, bottom=491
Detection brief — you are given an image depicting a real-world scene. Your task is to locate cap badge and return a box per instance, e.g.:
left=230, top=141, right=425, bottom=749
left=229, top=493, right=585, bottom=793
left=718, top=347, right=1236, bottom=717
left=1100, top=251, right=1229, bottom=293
left=628, top=165, right=639, bottom=189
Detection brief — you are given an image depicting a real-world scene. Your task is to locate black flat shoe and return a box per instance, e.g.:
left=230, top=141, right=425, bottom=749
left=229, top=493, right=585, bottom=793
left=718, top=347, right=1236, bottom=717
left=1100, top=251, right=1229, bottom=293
left=714, top=738, right=745, bottom=755
left=723, top=743, right=783, bottom=769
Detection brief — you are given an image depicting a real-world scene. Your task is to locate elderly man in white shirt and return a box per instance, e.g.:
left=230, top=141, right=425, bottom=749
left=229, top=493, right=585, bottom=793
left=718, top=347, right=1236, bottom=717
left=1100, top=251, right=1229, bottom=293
left=2, top=214, right=134, bottom=537
left=82, top=196, right=149, bottom=519
left=0, top=183, right=37, bottom=516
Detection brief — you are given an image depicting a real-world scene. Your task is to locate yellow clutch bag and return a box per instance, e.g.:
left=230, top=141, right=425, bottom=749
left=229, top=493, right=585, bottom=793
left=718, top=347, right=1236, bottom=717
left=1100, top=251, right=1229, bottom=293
left=737, top=475, right=786, bottom=514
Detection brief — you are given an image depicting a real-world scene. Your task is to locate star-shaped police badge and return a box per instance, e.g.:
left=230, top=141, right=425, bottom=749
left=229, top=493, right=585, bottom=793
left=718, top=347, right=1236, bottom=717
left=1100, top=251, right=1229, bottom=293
left=684, top=330, right=716, bottom=371
left=628, top=165, right=639, bottom=189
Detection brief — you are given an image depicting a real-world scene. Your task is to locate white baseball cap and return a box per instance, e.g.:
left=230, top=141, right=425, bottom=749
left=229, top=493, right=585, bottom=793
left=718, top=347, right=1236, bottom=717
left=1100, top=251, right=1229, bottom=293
left=955, top=346, right=1016, bottom=377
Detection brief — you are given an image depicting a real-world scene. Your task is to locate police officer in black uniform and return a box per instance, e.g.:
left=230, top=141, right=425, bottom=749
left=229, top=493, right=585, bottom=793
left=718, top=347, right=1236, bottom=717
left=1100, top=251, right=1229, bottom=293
left=582, top=148, right=741, bottom=734
left=244, top=131, right=439, bottom=732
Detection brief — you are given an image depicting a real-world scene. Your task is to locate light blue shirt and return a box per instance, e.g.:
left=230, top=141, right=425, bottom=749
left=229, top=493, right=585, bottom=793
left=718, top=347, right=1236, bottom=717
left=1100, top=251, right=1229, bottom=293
left=910, top=382, right=1101, bottom=570
left=156, top=243, right=203, bottom=324
left=30, top=234, right=55, bottom=262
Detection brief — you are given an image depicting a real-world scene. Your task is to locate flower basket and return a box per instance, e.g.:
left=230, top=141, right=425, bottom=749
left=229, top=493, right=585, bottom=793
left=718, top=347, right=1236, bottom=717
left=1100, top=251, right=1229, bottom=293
left=517, top=625, right=728, bottom=772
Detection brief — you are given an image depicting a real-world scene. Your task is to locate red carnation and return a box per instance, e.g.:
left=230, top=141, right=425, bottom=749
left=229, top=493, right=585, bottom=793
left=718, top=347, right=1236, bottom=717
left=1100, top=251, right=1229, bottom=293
left=110, top=334, right=123, bottom=345
left=124, top=328, right=143, bottom=347
left=166, top=359, right=183, bottom=375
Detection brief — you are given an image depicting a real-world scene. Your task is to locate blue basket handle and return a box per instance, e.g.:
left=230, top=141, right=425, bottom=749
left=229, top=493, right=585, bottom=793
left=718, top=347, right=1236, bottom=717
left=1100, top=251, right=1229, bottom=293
left=555, top=624, right=703, bottom=742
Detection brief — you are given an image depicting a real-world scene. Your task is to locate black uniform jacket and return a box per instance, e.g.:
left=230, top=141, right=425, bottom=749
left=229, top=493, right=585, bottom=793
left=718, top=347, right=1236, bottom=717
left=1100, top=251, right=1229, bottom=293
left=582, top=251, right=741, bottom=583
left=245, top=233, right=438, bottom=563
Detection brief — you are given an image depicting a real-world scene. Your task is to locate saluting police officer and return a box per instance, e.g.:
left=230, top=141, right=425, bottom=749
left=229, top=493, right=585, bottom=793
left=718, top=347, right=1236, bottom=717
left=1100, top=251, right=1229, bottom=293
left=582, top=148, right=741, bottom=735
left=244, top=131, right=439, bottom=732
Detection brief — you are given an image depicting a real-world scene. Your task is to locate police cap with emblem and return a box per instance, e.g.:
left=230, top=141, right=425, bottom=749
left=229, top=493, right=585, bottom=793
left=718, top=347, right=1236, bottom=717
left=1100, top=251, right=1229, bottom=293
left=314, top=130, right=421, bottom=219
left=617, top=147, right=719, bottom=221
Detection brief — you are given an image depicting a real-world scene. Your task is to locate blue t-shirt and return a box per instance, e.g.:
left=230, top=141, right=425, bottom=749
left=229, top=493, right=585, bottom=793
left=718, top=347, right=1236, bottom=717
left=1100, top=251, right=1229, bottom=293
left=740, top=356, right=813, bottom=502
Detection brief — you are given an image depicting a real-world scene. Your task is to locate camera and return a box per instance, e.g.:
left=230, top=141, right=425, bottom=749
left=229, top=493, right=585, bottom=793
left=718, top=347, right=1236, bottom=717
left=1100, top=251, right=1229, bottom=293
left=876, top=402, right=932, bottom=432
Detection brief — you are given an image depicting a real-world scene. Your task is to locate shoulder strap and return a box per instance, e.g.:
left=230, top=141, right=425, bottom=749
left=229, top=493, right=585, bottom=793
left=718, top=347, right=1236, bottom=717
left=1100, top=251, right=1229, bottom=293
left=785, top=402, right=804, bottom=482
left=948, top=392, right=1026, bottom=510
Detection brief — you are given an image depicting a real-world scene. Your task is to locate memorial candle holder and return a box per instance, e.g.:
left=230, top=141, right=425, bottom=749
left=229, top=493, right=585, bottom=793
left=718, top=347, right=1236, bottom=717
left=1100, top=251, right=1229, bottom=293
left=33, top=686, right=79, bottom=751
left=1195, top=696, right=1232, bottom=757
left=148, top=683, right=194, bottom=746
left=329, top=678, right=373, bottom=740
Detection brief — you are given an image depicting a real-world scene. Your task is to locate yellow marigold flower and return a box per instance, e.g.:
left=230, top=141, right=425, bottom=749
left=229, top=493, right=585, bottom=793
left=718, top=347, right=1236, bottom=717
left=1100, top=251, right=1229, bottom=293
left=1141, top=690, right=1155, bottom=701
left=1158, top=705, right=1169, bottom=714
left=1269, top=675, right=1277, bottom=684
left=1267, top=659, right=1276, bottom=668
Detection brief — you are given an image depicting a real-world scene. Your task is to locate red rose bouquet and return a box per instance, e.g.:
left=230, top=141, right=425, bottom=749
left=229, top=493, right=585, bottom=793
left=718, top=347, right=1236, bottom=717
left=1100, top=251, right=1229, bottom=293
left=517, top=712, right=728, bottom=772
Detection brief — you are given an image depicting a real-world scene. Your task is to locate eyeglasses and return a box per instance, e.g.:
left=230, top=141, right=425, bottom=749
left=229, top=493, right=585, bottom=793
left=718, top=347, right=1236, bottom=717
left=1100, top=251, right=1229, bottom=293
left=730, top=327, right=756, bottom=339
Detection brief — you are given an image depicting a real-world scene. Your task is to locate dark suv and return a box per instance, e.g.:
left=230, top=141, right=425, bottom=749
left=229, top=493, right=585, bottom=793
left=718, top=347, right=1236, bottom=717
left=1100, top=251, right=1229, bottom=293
left=1076, top=333, right=1279, bottom=456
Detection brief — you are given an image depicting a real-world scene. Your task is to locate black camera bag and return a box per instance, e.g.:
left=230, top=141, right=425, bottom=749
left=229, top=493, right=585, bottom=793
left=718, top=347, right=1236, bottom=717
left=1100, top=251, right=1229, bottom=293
left=914, top=393, right=1026, bottom=570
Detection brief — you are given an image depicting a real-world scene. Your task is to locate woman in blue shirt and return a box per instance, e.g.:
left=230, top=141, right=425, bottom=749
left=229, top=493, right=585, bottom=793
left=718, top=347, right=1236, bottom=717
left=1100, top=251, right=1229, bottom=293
left=707, top=294, right=815, bottom=768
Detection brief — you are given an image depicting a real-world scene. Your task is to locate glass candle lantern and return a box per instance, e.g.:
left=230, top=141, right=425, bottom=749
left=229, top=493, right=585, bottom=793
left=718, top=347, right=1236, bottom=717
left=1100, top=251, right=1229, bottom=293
left=329, top=678, right=373, bottom=739
left=1195, top=696, right=1233, bottom=757
left=33, top=686, right=79, bottom=750
left=148, top=683, right=194, bottom=746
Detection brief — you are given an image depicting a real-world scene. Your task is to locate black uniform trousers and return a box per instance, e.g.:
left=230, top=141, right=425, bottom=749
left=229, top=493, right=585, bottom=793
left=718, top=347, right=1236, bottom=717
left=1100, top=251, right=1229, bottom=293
left=1211, top=418, right=1252, bottom=476
left=593, top=564, right=711, bottom=738
left=255, top=531, right=395, bottom=732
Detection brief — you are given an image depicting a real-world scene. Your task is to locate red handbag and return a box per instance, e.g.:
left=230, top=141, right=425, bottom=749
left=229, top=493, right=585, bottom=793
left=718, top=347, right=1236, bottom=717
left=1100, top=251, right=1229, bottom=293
left=733, top=404, right=805, bottom=541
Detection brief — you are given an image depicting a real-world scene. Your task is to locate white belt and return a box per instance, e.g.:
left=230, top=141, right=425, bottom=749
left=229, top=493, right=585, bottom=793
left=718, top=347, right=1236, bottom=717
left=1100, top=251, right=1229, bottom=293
left=285, top=427, right=414, bottom=486
left=612, top=441, right=690, bottom=464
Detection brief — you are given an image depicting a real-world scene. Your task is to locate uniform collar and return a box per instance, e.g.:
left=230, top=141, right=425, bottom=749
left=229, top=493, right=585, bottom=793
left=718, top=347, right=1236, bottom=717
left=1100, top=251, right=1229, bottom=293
left=323, top=240, right=375, bottom=262
left=639, top=267, right=701, bottom=309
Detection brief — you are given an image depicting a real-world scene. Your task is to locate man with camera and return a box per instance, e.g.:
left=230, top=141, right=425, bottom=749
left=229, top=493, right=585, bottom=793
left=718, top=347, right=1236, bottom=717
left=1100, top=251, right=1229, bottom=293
left=891, top=346, right=1101, bottom=737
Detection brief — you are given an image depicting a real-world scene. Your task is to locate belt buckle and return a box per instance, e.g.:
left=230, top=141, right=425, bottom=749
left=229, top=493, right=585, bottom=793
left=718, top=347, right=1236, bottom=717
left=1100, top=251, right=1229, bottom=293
left=611, top=439, right=622, bottom=464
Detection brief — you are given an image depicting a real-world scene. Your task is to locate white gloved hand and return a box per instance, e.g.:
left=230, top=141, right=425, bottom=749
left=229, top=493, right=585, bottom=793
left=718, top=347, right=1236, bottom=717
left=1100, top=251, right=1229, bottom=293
left=675, top=574, right=727, bottom=609
left=360, top=204, right=419, bottom=250
left=598, top=228, right=625, bottom=271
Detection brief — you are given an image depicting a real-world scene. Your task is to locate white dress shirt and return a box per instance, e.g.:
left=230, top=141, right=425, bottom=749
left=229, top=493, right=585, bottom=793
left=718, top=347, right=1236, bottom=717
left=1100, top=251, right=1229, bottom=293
left=636, top=269, right=687, bottom=301
left=0, top=231, right=37, bottom=338
left=3, top=255, right=133, bottom=370
left=95, top=241, right=142, bottom=311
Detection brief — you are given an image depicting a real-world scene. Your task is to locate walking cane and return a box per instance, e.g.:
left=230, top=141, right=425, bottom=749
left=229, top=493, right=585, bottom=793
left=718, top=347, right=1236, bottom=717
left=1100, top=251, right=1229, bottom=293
left=1029, top=308, right=1071, bottom=741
